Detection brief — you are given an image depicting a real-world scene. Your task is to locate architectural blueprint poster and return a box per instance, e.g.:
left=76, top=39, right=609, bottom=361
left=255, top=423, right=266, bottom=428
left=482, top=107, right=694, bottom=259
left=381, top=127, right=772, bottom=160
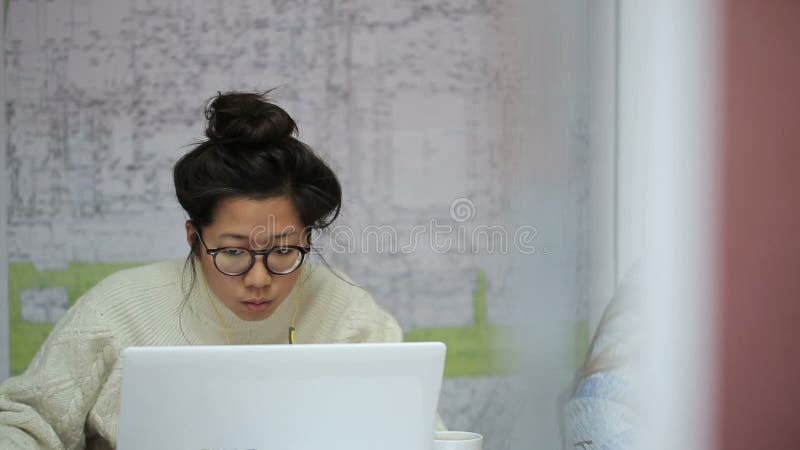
left=3, top=1, right=590, bottom=447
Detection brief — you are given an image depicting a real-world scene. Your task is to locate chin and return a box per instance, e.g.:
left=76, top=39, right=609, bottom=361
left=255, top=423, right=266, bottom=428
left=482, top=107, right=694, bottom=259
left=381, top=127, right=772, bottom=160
left=238, top=310, right=274, bottom=321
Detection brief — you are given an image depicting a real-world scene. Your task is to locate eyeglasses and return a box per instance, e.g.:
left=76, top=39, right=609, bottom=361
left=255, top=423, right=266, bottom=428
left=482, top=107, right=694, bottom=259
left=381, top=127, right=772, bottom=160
left=195, top=232, right=310, bottom=276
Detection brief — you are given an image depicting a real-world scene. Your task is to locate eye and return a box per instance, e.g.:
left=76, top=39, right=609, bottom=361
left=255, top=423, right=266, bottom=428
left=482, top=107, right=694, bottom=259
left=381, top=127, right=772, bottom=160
left=273, top=247, right=293, bottom=256
left=221, top=248, right=248, bottom=257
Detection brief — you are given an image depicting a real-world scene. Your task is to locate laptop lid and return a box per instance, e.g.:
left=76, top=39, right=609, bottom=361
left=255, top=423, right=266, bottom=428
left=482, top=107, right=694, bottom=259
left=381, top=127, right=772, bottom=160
left=117, top=342, right=446, bottom=450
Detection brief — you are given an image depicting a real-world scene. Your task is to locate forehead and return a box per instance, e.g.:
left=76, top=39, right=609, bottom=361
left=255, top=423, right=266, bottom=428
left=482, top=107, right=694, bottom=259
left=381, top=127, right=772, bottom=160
left=209, top=196, right=303, bottom=234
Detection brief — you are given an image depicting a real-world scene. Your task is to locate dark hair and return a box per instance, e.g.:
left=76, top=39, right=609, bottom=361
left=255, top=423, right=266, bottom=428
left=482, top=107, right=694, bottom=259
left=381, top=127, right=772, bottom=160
left=174, top=90, right=342, bottom=241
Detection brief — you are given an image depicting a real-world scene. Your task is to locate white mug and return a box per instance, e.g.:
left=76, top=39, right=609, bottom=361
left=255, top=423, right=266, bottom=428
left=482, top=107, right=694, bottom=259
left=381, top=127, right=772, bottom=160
left=433, top=431, right=484, bottom=450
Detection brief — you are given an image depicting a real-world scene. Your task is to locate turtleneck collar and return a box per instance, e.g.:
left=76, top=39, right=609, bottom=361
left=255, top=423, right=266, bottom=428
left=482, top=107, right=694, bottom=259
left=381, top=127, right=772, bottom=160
left=180, top=261, right=299, bottom=345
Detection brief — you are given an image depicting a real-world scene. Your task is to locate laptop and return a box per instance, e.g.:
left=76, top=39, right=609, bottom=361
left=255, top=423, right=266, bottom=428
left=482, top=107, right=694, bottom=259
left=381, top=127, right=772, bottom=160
left=117, top=342, right=446, bottom=450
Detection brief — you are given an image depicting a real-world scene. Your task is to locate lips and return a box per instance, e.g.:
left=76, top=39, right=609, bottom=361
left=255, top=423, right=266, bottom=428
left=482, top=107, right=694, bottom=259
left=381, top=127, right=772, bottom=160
left=243, top=299, right=272, bottom=312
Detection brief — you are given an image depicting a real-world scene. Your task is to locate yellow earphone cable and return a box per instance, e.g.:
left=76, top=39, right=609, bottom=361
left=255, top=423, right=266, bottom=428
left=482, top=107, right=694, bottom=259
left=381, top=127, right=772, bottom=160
left=288, top=266, right=303, bottom=344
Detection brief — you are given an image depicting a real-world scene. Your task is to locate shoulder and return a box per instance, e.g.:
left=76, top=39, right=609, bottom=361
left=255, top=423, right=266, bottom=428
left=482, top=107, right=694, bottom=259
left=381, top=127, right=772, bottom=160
left=77, top=259, right=187, bottom=314
left=301, top=262, right=361, bottom=300
left=300, top=263, right=402, bottom=343
left=301, top=263, right=380, bottom=317
left=92, top=258, right=185, bottom=290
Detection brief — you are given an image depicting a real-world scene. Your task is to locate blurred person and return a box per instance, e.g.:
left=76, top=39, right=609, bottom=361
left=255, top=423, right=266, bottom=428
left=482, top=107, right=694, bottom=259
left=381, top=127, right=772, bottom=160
left=563, top=267, right=642, bottom=450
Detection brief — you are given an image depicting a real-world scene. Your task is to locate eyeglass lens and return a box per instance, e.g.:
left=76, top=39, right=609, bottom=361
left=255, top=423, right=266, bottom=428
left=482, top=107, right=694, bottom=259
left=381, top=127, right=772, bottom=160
left=214, top=247, right=303, bottom=275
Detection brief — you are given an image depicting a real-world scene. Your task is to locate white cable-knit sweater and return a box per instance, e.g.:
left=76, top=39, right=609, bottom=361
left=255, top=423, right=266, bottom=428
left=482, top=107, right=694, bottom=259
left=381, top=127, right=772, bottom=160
left=0, top=259, right=402, bottom=449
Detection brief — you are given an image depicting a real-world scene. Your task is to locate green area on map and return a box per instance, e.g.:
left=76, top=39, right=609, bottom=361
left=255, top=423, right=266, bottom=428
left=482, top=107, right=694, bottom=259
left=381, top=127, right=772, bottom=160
left=8, top=263, right=588, bottom=377
left=8, top=262, right=142, bottom=375
left=405, top=271, right=518, bottom=377
left=405, top=271, right=591, bottom=377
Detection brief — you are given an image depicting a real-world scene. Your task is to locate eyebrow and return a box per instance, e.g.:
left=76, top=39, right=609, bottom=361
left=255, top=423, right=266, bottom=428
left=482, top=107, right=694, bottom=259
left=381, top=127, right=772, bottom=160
left=217, top=233, right=249, bottom=241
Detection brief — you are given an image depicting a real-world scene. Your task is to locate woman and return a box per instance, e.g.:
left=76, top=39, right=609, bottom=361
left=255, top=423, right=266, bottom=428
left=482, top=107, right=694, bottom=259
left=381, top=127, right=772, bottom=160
left=0, top=91, right=402, bottom=449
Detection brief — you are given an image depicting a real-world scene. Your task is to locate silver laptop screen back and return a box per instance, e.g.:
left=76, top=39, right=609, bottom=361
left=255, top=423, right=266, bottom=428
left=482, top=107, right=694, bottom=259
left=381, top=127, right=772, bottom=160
left=117, top=342, right=446, bottom=450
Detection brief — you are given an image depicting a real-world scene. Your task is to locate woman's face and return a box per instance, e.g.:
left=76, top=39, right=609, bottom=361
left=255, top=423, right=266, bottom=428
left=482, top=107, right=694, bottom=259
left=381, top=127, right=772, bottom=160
left=186, top=196, right=307, bottom=321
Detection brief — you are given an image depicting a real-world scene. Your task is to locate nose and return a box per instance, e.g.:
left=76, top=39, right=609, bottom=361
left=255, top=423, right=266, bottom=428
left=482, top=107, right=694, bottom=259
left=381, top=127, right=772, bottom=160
left=243, top=255, right=272, bottom=288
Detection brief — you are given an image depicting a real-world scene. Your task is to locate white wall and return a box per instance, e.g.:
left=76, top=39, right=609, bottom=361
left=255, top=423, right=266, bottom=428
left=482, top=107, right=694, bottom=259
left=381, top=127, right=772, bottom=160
left=616, top=1, right=650, bottom=285
left=0, top=19, right=10, bottom=380
left=587, top=0, right=618, bottom=336
left=619, top=1, right=719, bottom=450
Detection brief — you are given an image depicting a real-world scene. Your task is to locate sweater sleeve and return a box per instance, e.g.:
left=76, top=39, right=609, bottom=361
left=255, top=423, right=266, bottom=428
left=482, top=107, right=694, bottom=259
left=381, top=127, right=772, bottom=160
left=0, top=289, right=118, bottom=450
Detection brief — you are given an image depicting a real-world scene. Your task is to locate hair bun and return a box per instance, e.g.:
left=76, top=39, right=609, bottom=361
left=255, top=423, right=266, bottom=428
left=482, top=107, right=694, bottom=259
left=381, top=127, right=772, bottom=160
left=204, top=91, right=297, bottom=146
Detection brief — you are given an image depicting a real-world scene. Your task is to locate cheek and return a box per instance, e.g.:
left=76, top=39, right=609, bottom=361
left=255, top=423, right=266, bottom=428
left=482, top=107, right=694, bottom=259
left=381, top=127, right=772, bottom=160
left=198, top=257, right=238, bottom=300
left=276, top=274, right=300, bottom=300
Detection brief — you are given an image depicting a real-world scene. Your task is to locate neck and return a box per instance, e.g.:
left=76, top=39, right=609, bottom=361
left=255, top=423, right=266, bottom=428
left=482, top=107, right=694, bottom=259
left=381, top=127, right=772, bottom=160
left=183, top=262, right=299, bottom=345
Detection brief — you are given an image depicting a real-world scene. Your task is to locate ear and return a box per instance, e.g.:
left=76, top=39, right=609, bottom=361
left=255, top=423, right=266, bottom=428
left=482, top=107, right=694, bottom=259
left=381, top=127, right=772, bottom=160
left=185, top=220, right=197, bottom=248
left=301, top=226, right=312, bottom=248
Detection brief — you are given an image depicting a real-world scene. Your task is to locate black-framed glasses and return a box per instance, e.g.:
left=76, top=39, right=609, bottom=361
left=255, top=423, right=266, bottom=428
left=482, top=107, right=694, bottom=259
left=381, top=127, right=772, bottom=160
left=195, top=232, right=309, bottom=276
